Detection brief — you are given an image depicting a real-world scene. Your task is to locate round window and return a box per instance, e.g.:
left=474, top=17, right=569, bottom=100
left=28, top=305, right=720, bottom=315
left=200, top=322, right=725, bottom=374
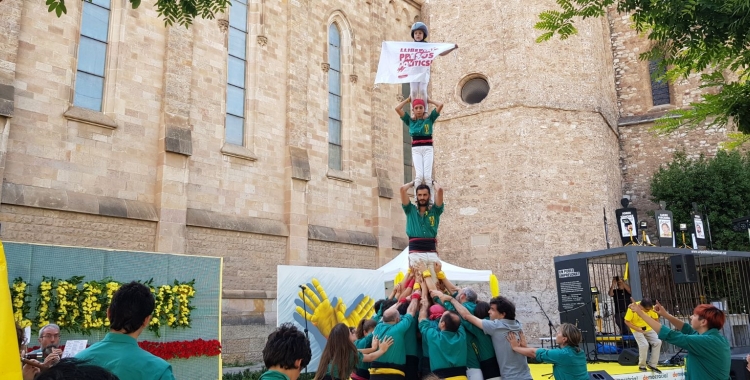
left=460, top=77, right=490, bottom=104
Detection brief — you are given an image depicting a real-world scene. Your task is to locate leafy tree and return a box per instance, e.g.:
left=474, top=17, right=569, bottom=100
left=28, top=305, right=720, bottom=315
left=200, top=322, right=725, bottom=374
left=42, top=0, right=229, bottom=27
left=650, top=150, right=750, bottom=251
left=536, top=1, right=750, bottom=146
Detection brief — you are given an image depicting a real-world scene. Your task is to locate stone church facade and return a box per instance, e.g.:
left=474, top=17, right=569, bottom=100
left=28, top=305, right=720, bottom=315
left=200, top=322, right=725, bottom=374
left=0, top=0, right=732, bottom=362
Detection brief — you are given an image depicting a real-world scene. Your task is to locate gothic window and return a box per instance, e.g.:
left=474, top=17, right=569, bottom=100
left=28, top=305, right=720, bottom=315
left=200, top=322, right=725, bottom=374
left=225, top=0, right=248, bottom=146
left=328, top=23, right=343, bottom=170
left=73, top=0, right=111, bottom=111
left=649, top=60, right=671, bottom=106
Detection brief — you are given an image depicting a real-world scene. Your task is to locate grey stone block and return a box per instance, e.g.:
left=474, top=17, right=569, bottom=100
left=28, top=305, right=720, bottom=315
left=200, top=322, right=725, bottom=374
left=98, top=197, right=128, bottom=218
left=289, top=146, right=311, bottom=181
left=186, top=208, right=288, bottom=236
left=308, top=224, right=377, bottom=247
left=165, top=127, right=192, bottom=156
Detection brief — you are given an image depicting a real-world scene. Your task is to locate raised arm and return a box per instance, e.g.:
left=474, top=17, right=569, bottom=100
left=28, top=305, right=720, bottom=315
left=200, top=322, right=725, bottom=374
left=628, top=299, right=662, bottom=333
left=433, top=180, right=444, bottom=207
left=608, top=278, right=616, bottom=297
left=401, top=181, right=414, bottom=206
left=428, top=99, right=444, bottom=114
left=438, top=44, right=458, bottom=56
left=434, top=290, right=484, bottom=330
left=418, top=289, right=430, bottom=322
left=395, top=97, right=411, bottom=118
left=653, top=300, right=684, bottom=330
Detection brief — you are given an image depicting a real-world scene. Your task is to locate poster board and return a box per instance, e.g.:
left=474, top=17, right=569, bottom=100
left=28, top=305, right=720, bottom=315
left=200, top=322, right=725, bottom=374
left=277, top=266, right=385, bottom=371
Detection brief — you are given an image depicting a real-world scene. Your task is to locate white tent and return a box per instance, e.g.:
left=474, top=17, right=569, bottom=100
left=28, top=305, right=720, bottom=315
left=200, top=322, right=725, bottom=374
left=378, top=248, right=492, bottom=283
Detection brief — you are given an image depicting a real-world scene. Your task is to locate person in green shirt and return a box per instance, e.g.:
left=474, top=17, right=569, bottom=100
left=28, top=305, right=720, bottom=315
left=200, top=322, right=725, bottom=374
left=417, top=289, right=468, bottom=380
left=314, top=323, right=394, bottom=380
left=628, top=299, right=731, bottom=380
left=259, top=323, right=312, bottom=380
left=400, top=180, right=444, bottom=280
left=395, top=96, right=444, bottom=205
left=506, top=323, right=589, bottom=380
left=76, top=282, right=175, bottom=380
left=353, top=319, right=379, bottom=379
left=371, top=293, right=421, bottom=380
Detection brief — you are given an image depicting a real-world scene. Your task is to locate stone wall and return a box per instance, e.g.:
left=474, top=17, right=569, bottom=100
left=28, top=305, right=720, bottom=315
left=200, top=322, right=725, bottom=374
left=0, top=204, right=156, bottom=251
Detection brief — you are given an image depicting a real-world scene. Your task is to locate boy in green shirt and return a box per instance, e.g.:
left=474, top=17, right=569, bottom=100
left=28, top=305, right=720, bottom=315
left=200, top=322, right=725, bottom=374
left=259, top=323, right=312, bottom=380
left=418, top=290, right=468, bottom=379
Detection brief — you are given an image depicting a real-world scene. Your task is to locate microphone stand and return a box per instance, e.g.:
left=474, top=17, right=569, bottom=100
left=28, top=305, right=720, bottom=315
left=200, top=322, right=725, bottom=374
left=533, top=296, right=556, bottom=349
left=299, top=285, right=310, bottom=374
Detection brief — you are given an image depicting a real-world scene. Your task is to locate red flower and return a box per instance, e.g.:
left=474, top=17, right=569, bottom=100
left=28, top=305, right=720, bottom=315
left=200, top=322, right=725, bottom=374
left=138, top=339, right=222, bottom=360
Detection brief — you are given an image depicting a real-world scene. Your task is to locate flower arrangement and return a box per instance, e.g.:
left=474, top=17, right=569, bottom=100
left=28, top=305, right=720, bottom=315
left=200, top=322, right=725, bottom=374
left=35, top=277, right=55, bottom=328
left=138, top=338, right=221, bottom=360
left=13, top=276, right=195, bottom=335
left=11, top=278, right=32, bottom=328
left=28, top=338, right=221, bottom=361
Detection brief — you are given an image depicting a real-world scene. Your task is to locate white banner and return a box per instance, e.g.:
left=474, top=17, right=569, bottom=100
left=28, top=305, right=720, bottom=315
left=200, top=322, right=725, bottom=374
left=277, top=265, right=385, bottom=370
left=375, top=41, right=456, bottom=84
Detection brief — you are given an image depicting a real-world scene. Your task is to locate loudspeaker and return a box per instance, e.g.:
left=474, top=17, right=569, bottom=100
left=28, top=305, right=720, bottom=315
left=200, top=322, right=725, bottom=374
left=589, top=370, right=615, bottom=380
left=618, top=348, right=640, bottom=366
left=671, top=254, right=698, bottom=284
left=729, top=354, right=749, bottom=380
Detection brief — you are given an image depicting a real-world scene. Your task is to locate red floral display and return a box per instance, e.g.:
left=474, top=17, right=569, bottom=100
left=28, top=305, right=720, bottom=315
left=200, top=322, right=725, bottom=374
left=139, top=339, right=222, bottom=360
left=28, top=338, right=221, bottom=361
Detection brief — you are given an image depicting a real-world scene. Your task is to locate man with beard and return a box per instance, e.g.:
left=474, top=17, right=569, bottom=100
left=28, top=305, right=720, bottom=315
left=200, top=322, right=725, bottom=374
left=400, top=180, right=444, bottom=277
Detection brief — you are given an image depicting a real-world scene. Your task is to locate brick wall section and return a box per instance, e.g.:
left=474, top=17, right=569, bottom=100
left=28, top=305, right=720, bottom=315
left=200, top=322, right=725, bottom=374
left=307, top=240, right=378, bottom=269
left=186, top=226, right=286, bottom=291
left=607, top=8, right=705, bottom=116
left=0, top=204, right=156, bottom=250
left=619, top=122, right=728, bottom=224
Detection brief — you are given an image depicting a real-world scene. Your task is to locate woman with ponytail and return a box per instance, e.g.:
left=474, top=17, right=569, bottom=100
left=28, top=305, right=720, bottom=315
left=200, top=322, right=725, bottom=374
left=314, top=323, right=393, bottom=380
left=506, top=323, right=588, bottom=380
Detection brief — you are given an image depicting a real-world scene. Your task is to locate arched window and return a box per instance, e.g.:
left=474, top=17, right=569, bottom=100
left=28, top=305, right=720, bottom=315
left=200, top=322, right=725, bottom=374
left=225, top=0, right=248, bottom=146
left=328, top=23, right=342, bottom=170
left=73, top=0, right=112, bottom=111
left=649, top=60, right=671, bottom=106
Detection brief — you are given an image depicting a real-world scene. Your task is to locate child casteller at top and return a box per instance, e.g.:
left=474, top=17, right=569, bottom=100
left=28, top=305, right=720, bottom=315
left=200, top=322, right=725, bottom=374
left=408, top=22, right=457, bottom=115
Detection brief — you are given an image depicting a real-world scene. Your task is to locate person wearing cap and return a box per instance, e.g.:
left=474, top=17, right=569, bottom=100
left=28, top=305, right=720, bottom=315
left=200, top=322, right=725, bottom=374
left=407, top=22, right=457, bottom=112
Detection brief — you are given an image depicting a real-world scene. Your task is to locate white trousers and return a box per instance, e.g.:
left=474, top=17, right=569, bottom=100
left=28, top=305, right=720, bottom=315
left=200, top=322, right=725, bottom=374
left=409, top=82, right=429, bottom=106
left=466, top=368, right=483, bottom=380
left=633, top=330, right=662, bottom=367
left=412, top=145, right=434, bottom=201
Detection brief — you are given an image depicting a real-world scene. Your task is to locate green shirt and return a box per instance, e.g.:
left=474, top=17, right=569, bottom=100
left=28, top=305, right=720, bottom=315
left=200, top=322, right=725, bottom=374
left=404, top=313, right=420, bottom=357
left=373, top=313, right=415, bottom=365
left=418, top=319, right=467, bottom=371
left=443, top=301, right=482, bottom=368
left=535, top=346, right=588, bottom=380
left=76, top=333, right=174, bottom=380
left=420, top=319, right=439, bottom=358
left=464, top=318, right=495, bottom=363
left=403, top=203, right=444, bottom=238
left=355, top=334, right=373, bottom=370
left=657, top=324, right=731, bottom=380
left=260, top=370, right=291, bottom=380
left=401, top=109, right=440, bottom=137
left=327, top=351, right=364, bottom=379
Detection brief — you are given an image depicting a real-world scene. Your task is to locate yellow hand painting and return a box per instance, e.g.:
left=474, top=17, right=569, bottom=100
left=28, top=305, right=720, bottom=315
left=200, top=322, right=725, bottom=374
left=293, top=278, right=376, bottom=339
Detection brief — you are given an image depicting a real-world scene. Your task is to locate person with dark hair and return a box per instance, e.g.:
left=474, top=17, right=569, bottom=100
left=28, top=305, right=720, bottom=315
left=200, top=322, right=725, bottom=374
left=353, top=319, right=379, bottom=380
left=261, top=323, right=312, bottom=380
left=628, top=299, right=730, bottom=380
left=313, top=323, right=393, bottom=380
left=608, top=276, right=632, bottom=336
left=418, top=289, right=467, bottom=379
left=506, top=323, right=588, bottom=380
left=76, top=281, right=174, bottom=380
left=467, top=301, right=500, bottom=380
left=624, top=298, right=662, bottom=371
left=399, top=179, right=444, bottom=279
left=442, top=294, right=531, bottom=380
left=33, top=358, right=120, bottom=380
